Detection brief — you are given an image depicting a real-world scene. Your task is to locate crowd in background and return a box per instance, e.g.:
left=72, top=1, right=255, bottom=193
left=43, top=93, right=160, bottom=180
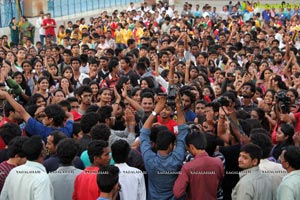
left=0, top=0, right=299, bottom=200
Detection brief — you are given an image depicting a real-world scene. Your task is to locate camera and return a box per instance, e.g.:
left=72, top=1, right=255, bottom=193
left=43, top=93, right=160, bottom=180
left=212, top=96, right=230, bottom=107
left=276, top=91, right=291, bottom=114
left=167, top=84, right=178, bottom=108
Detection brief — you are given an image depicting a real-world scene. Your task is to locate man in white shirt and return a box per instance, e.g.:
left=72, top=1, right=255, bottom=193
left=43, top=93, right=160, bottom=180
left=277, top=146, right=300, bottom=200
left=36, top=11, right=45, bottom=46
left=250, top=131, right=287, bottom=199
left=127, top=2, right=136, bottom=12
left=112, top=140, right=146, bottom=200
left=0, top=135, right=53, bottom=200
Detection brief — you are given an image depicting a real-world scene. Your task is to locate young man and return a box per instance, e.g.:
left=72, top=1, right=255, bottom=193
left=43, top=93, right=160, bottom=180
left=43, top=13, right=57, bottom=42
left=96, top=165, right=120, bottom=200
left=0, top=136, right=28, bottom=192
left=76, top=86, right=92, bottom=115
left=49, top=138, right=82, bottom=200
left=173, top=131, right=224, bottom=199
left=73, top=140, right=111, bottom=200
left=180, top=89, right=197, bottom=122
left=0, top=135, right=53, bottom=199
left=140, top=96, right=188, bottom=199
left=277, top=146, right=300, bottom=200
left=43, top=131, right=84, bottom=172
left=111, top=140, right=146, bottom=200
left=231, top=144, right=273, bottom=200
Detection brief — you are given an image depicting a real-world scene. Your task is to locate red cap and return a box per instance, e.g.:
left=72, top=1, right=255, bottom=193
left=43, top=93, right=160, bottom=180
left=70, top=110, right=82, bottom=121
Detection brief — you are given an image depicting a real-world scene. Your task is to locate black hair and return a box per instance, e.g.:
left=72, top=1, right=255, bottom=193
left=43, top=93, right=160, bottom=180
left=97, top=106, right=113, bottom=123
left=91, top=124, right=111, bottom=141
left=205, top=133, right=217, bottom=156
left=140, top=92, right=154, bottom=103
left=87, top=140, right=109, bottom=164
left=0, top=123, right=22, bottom=145
left=44, top=104, right=66, bottom=127
left=274, top=75, right=287, bottom=90
left=251, top=108, right=270, bottom=131
left=58, top=100, right=71, bottom=112
left=108, top=60, right=119, bottom=73
left=140, top=76, right=155, bottom=89
left=111, top=140, right=130, bottom=163
left=49, top=130, right=67, bottom=146
left=80, top=112, right=100, bottom=134
left=3, top=101, right=15, bottom=117
left=186, top=130, right=207, bottom=150
left=283, top=145, right=300, bottom=170
left=180, top=89, right=196, bottom=104
left=76, top=85, right=92, bottom=96
left=240, top=143, right=262, bottom=165
left=57, top=138, right=79, bottom=165
left=242, top=81, right=256, bottom=96
left=97, top=165, right=119, bottom=193
left=22, top=135, right=44, bottom=161
left=250, top=132, right=272, bottom=159
left=156, top=130, right=176, bottom=151
left=279, top=123, right=295, bottom=145
left=12, top=71, right=28, bottom=89
left=115, top=76, right=130, bottom=94
left=7, top=136, right=28, bottom=158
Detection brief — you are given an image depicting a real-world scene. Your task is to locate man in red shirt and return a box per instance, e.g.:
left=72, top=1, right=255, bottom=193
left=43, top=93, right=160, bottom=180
left=73, top=140, right=111, bottom=200
left=157, top=105, right=178, bottom=135
left=173, top=131, right=224, bottom=200
left=43, top=13, right=57, bottom=42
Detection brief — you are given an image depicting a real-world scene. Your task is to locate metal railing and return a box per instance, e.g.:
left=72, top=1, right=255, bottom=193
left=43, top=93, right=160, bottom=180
left=0, top=0, right=140, bottom=28
left=49, top=0, right=140, bottom=18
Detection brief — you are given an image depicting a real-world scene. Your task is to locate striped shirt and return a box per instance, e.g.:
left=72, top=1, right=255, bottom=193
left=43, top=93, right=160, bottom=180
left=0, top=161, right=16, bottom=192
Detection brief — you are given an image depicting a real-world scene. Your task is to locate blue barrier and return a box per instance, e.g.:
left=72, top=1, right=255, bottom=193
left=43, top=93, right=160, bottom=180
left=50, top=0, right=141, bottom=18
left=0, top=0, right=139, bottom=28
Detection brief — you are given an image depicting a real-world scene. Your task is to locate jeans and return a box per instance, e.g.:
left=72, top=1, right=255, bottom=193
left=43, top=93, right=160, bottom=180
left=40, top=35, right=45, bottom=46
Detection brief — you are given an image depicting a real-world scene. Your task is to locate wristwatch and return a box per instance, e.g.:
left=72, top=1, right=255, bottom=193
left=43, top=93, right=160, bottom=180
left=152, top=111, right=157, bottom=116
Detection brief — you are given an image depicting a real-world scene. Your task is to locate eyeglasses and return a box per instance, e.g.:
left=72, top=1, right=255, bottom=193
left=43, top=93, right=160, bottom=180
left=71, top=106, right=79, bottom=109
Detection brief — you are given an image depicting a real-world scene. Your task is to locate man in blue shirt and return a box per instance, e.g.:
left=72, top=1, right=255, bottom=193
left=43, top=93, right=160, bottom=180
left=140, top=95, right=188, bottom=200
left=0, top=91, right=73, bottom=141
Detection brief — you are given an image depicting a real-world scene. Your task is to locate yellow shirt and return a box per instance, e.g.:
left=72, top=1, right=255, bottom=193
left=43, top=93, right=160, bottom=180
left=121, top=29, right=132, bottom=45
left=135, top=28, right=143, bottom=44
left=115, top=30, right=123, bottom=44
left=71, top=31, right=82, bottom=40
left=57, top=32, right=66, bottom=44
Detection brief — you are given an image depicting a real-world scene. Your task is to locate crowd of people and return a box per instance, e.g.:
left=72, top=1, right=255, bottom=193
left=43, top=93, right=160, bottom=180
left=0, top=0, right=299, bottom=199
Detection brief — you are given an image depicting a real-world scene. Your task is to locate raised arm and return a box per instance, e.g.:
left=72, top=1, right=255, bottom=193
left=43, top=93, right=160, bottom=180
left=0, top=91, right=31, bottom=122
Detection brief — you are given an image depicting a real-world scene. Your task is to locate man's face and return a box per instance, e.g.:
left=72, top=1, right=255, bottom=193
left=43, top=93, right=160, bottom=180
left=46, top=135, right=56, bottom=155
left=242, top=85, right=253, bottom=98
left=100, top=59, right=108, bottom=70
left=70, top=101, right=79, bottom=111
left=71, top=60, right=80, bottom=70
left=71, top=45, right=79, bottom=55
left=160, top=106, right=173, bottom=119
left=238, top=151, right=257, bottom=169
left=141, top=97, right=154, bottom=112
left=182, top=95, right=191, bottom=109
left=80, top=92, right=92, bottom=105
left=96, top=147, right=111, bottom=166
left=195, top=103, right=206, bottom=115
left=274, top=52, right=282, bottom=63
